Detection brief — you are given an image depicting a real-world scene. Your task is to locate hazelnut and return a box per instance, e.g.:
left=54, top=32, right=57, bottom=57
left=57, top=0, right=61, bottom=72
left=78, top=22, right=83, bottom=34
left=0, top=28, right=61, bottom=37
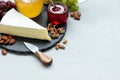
left=70, top=12, right=75, bottom=17
left=9, top=39, right=16, bottom=45
left=77, top=11, right=81, bottom=17
left=1, top=49, right=7, bottom=55
left=74, top=15, right=80, bottom=20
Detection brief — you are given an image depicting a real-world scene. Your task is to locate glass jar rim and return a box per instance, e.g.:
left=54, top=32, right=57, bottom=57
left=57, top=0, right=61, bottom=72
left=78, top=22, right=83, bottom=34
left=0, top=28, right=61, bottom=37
left=48, top=2, right=68, bottom=14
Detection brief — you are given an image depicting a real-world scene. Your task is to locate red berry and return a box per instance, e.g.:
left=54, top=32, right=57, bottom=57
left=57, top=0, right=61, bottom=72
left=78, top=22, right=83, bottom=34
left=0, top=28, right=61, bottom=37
left=52, top=6, right=61, bottom=11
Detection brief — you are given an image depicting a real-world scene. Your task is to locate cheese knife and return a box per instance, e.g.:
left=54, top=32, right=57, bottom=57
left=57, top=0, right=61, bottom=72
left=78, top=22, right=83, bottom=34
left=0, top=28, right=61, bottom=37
left=24, top=42, right=52, bottom=65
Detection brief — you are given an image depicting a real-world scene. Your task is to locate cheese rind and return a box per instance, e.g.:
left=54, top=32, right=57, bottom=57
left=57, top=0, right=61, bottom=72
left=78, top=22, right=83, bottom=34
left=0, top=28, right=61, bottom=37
left=0, top=9, right=51, bottom=40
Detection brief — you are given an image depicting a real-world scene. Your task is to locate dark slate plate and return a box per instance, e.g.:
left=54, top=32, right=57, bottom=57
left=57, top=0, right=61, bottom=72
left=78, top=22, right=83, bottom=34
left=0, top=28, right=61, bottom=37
left=0, top=5, right=67, bottom=54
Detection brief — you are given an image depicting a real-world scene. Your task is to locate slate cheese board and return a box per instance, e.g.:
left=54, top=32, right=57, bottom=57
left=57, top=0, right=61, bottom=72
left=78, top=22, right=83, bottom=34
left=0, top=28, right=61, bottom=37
left=0, top=5, right=67, bottom=54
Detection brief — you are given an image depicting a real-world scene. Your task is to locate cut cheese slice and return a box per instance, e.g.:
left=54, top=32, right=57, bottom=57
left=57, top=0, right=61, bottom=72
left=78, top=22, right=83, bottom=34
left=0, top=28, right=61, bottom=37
left=0, top=8, right=51, bottom=40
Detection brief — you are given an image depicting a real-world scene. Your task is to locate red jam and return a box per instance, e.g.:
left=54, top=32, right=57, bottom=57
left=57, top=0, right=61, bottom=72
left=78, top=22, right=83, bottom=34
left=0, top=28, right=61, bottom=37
left=47, top=2, right=68, bottom=25
left=52, top=6, right=61, bottom=11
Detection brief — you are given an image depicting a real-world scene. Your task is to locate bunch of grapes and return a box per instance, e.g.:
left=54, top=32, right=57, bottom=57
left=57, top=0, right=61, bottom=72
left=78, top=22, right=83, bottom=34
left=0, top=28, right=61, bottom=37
left=0, top=1, right=16, bottom=20
left=53, top=0, right=79, bottom=11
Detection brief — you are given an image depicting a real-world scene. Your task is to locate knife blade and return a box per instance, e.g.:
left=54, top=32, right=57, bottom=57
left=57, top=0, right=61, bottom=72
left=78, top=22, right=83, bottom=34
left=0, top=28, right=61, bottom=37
left=24, top=42, right=52, bottom=65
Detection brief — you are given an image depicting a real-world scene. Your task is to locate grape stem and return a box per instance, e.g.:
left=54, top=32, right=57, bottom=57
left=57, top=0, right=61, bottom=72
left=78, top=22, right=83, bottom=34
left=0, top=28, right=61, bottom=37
left=50, top=0, right=55, bottom=6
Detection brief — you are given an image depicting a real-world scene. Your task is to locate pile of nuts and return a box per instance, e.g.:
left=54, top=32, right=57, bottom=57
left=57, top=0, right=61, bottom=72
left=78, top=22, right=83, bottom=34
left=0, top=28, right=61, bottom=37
left=47, top=23, right=65, bottom=39
left=70, top=11, right=81, bottom=20
left=47, top=23, right=68, bottom=50
left=0, top=34, right=16, bottom=55
left=55, top=39, right=68, bottom=50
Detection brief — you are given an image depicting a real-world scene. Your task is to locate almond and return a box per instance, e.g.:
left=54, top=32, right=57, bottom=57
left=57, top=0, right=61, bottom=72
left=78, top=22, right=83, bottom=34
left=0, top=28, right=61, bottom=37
left=4, top=39, right=9, bottom=45
left=1, top=35, right=8, bottom=40
left=2, top=49, right=7, bottom=55
left=7, top=35, right=13, bottom=40
left=9, top=39, right=16, bottom=45
left=0, top=40, right=4, bottom=44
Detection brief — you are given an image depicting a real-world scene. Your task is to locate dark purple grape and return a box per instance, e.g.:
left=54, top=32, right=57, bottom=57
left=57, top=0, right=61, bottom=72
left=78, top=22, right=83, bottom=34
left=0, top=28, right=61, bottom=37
left=0, top=10, right=2, bottom=19
left=0, top=10, right=2, bottom=14
left=0, top=1, right=16, bottom=20
left=0, top=1, right=6, bottom=4
left=0, top=1, right=7, bottom=10
left=11, top=3, right=16, bottom=9
left=1, top=11, right=6, bottom=18
left=6, top=1, right=16, bottom=9
left=6, top=1, right=11, bottom=7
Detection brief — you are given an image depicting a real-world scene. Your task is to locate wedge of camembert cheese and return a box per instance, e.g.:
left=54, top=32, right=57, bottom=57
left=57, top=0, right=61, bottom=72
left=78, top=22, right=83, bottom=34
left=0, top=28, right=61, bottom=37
left=0, top=8, right=51, bottom=40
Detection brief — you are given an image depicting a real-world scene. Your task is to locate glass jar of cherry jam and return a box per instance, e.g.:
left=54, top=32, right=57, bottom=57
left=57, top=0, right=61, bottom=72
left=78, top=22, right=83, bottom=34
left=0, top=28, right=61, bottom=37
left=47, top=2, right=68, bottom=25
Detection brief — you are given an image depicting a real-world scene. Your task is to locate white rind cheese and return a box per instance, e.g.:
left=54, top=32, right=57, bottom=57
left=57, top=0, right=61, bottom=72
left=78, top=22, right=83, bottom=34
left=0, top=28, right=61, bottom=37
left=0, top=9, right=51, bottom=40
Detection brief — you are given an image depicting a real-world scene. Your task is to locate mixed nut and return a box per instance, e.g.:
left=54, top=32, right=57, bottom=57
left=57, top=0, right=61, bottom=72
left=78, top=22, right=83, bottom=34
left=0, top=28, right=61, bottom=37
left=0, top=35, right=16, bottom=45
left=47, top=23, right=68, bottom=50
left=55, top=39, right=68, bottom=50
left=70, top=11, right=81, bottom=20
left=0, top=34, right=16, bottom=55
left=47, top=23, right=65, bottom=39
